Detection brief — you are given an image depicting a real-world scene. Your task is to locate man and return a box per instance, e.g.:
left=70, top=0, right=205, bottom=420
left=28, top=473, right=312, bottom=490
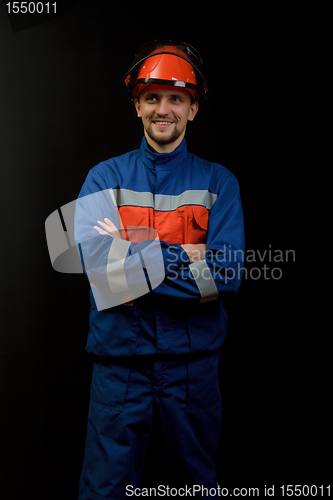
left=76, top=40, right=245, bottom=499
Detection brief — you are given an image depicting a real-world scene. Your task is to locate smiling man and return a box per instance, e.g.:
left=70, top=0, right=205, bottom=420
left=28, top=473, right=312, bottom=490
left=134, top=84, right=198, bottom=152
left=76, top=40, right=245, bottom=499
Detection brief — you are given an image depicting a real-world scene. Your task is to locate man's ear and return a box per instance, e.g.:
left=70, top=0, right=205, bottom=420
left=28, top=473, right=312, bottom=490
left=134, top=98, right=141, bottom=118
left=188, top=101, right=199, bottom=122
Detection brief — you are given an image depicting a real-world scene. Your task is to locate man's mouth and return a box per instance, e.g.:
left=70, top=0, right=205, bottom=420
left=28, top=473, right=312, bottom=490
left=152, top=120, right=174, bottom=129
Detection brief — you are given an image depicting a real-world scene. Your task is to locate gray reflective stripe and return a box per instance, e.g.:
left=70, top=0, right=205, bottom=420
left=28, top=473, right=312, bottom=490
left=112, top=188, right=154, bottom=208
left=107, top=239, right=131, bottom=293
left=108, top=188, right=117, bottom=206
left=189, top=260, right=219, bottom=300
left=111, top=188, right=217, bottom=211
left=155, top=191, right=217, bottom=211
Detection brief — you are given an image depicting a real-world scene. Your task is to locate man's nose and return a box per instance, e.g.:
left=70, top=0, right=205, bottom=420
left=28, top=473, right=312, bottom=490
left=155, top=98, right=170, bottom=116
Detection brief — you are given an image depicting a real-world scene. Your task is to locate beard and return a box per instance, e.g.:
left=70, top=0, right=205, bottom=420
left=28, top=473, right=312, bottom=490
left=145, top=122, right=185, bottom=145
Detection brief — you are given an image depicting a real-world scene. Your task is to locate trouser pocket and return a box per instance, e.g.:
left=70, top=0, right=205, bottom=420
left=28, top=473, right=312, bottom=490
left=90, top=357, right=131, bottom=412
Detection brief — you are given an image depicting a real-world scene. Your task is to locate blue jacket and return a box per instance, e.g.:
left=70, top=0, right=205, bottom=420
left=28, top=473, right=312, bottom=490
left=75, top=137, right=245, bottom=357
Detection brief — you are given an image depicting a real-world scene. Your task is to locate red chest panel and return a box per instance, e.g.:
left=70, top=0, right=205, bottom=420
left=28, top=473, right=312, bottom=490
left=118, top=205, right=209, bottom=245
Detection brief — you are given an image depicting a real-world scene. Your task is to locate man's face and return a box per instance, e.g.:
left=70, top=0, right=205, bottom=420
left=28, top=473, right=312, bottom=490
left=134, top=85, right=199, bottom=153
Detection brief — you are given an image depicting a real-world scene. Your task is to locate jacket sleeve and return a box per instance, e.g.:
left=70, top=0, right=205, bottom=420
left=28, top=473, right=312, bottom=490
left=74, top=166, right=190, bottom=310
left=152, top=172, right=245, bottom=302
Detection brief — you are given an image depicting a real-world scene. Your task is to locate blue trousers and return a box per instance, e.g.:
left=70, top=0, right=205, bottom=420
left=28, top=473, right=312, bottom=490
left=78, top=350, right=222, bottom=499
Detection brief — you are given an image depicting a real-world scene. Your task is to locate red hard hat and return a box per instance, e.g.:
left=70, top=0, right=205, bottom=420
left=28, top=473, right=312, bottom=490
left=124, top=40, right=209, bottom=101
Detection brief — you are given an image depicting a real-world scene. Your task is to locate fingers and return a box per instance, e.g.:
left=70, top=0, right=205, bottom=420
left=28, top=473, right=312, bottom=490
left=98, top=218, right=118, bottom=230
left=93, top=225, right=108, bottom=235
left=94, top=218, right=121, bottom=238
left=181, top=243, right=206, bottom=263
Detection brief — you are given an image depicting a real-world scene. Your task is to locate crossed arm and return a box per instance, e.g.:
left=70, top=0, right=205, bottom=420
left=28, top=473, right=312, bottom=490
left=94, top=217, right=206, bottom=263
left=75, top=168, right=244, bottom=307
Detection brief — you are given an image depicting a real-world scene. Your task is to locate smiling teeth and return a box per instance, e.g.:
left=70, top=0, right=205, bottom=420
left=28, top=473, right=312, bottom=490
left=155, top=121, right=172, bottom=125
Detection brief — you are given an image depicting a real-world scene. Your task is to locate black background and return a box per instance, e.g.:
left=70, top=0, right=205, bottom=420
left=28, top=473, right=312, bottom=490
left=0, top=1, right=323, bottom=499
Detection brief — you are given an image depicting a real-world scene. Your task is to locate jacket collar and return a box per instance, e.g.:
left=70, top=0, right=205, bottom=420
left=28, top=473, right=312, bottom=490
left=139, top=136, right=188, bottom=170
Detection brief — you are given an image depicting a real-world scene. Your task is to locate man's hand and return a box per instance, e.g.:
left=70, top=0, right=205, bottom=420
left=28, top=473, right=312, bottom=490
left=94, top=218, right=123, bottom=239
left=181, top=244, right=206, bottom=263
left=94, top=220, right=206, bottom=262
